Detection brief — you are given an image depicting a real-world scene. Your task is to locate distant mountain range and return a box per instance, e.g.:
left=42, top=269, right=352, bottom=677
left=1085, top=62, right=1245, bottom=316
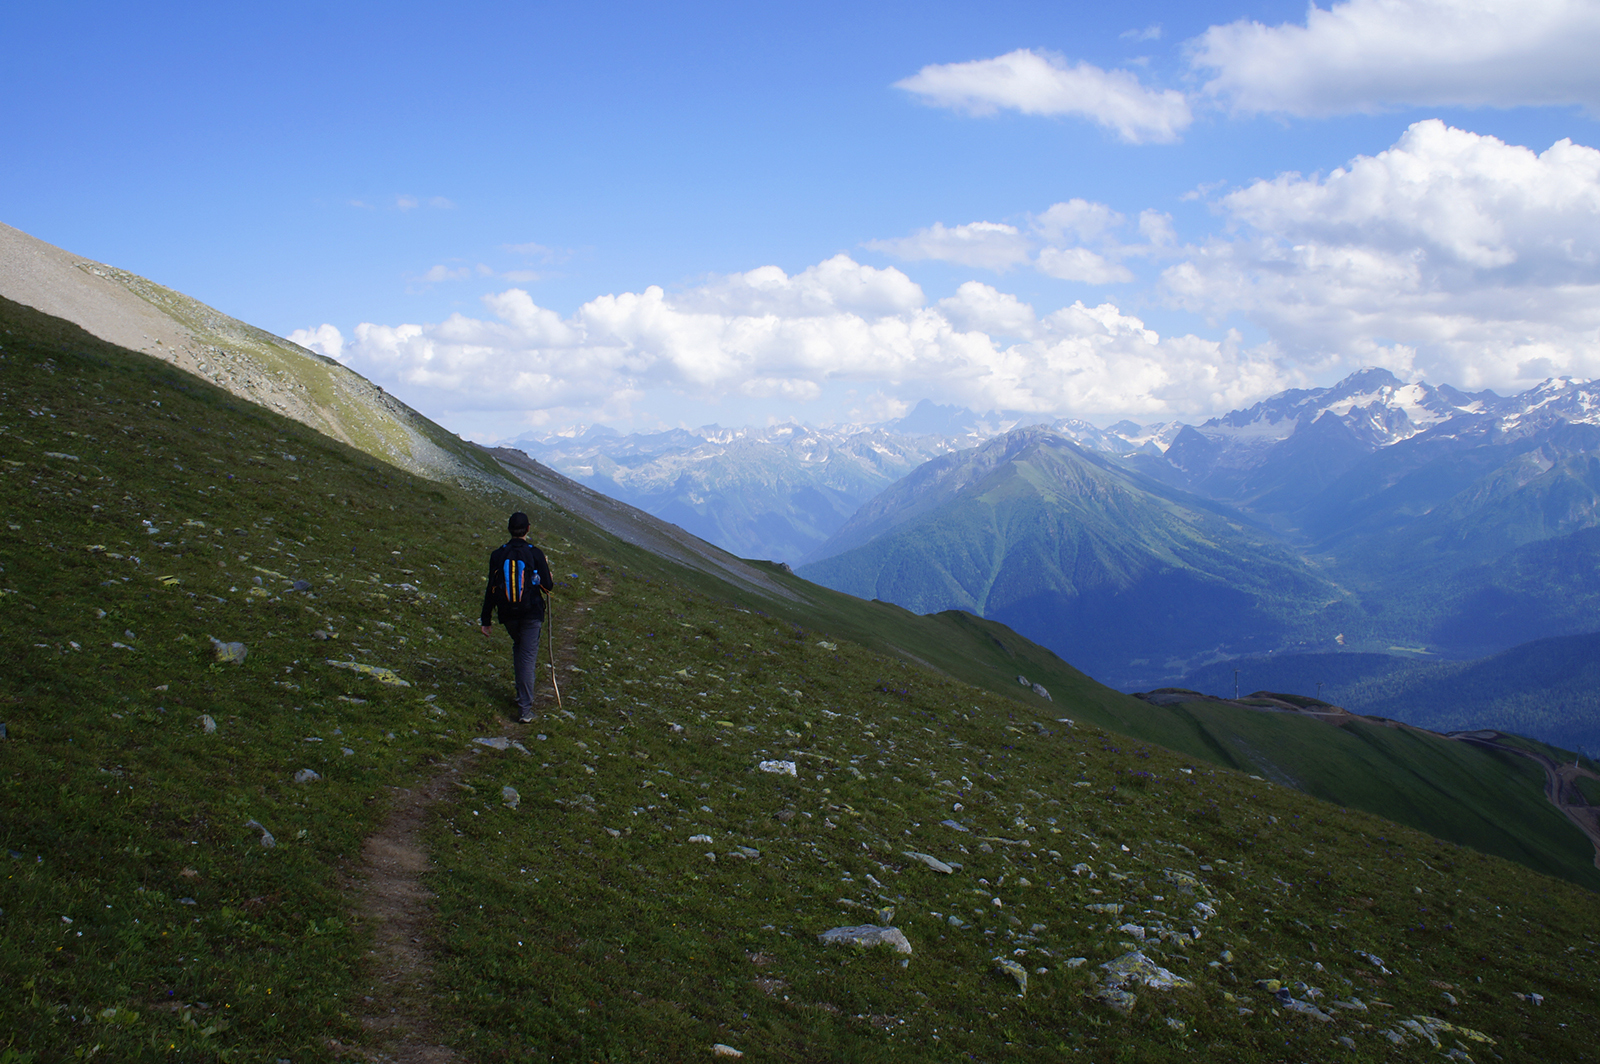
left=505, top=401, right=1182, bottom=564
left=505, top=369, right=1600, bottom=710
left=794, top=369, right=1600, bottom=700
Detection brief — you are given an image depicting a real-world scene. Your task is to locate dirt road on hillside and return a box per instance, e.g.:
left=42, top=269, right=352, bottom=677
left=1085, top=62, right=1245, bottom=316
left=1452, top=731, right=1600, bottom=871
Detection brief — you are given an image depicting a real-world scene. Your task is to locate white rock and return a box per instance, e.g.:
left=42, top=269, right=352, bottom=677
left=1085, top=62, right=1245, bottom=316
left=994, top=956, right=1028, bottom=996
left=817, top=925, right=912, bottom=955
left=758, top=760, right=797, bottom=776
left=1100, top=951, right=1190, bottom=991
left=902, top=851, right=954, bottom=874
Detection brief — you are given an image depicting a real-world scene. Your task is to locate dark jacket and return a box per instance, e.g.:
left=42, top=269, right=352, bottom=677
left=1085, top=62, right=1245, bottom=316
left=480, top=537, right=553, bottom=626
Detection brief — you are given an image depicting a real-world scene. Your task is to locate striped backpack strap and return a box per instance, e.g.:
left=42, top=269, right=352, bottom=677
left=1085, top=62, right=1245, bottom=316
left=502, top=549, right=526, bottom=605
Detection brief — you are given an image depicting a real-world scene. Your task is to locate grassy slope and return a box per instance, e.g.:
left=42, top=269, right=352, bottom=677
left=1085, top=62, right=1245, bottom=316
left=722, top=572, right=1600, bottom=891
left=1177, top=640, right=1600, bottom=759
left=3, top=296, right=1599, bottom=1062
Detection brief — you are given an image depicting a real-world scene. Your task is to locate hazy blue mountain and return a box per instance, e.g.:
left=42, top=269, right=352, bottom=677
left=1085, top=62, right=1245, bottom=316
left=1175, top=631, right=1600, bottom=757
left=798, top=368, right=1600, bottom=692
left=798, top=427, right=1353, bottom=686
left=508, top=422, right=968, bottom=563
left=1133, top=371, right=1600, bottom=658
left=504, top=408, right=1174, bottom=565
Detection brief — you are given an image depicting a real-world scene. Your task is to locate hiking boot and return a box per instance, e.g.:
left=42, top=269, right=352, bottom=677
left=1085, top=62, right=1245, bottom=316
left=517, top=709, right=536, bottom=724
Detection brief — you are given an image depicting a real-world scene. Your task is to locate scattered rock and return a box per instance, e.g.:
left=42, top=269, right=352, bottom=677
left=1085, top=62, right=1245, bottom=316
left=473, top=737, right=512, bottom=750
left=902, top=851, right=954, bottom=874
left=757, top=759, right=797, bottom=776
left=1355, top=950, right=1391, bottom=974
left=994, top=956, right=1028, bottom=996
left=1066, top=957, right=1088, bottom=968
left=293, top=769, right=320, bottom=784
left=244, top=819, right=276, bottom=847
left=1093, top=986, right=1138, bottom=1014
left=501, top=786, right=520, bottom=810
left=816, top=641, right=837, bottom=650
left=940, top=819, right=969, bottom=832
left=689, top=834, right=714, bottom=844
left=711, top=1045, right=743, bottom=1058
left=1117, top=923, right=1148, bottom=941
left=291, top=580, right=312, bottom=592
left=1275, top=990, right=1333, bottom=1022
left=200, top=715, right=217, bottom=734
left=775, top=808, right=796, bottom=822
left=312, top=629, right=337, bottom=640
left=1100, top=951, right=1191, bottom=992
left=326, top=659, right=409, bottom=686
left=817, top=925, right=912, bottom=956
left=732, top=846, right=761, bottom=859
left=1030, top=683, right=1052, bottom=701
left=1085, top=903, right=1123, bottom=915
left=209, top=638, right=247, bottom=664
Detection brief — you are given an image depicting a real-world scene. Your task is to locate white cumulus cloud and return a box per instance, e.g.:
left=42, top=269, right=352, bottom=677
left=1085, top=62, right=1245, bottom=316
left=867, top=199, right=1167, bottom=285
left=894, top=48, right=1192, bottom=144
left=1036, top=247, right=1135, bottom=284
left=1192, top=0, right=1600, bottom=116
left=1163, top=120, right=1600, bottom=390
left=333, top=254, right=1293, bottom=433
left=865, top=221, right=1033, bottom=271
left=287, top=324, right=345, bottom=361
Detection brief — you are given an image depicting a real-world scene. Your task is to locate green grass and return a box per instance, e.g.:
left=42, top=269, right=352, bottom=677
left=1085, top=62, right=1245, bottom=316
left=3, top=294, right=1599, bottom=1062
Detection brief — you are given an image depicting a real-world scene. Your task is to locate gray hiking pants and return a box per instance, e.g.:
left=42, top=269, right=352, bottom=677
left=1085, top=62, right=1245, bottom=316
left=507, top=616, right=543, bottom=715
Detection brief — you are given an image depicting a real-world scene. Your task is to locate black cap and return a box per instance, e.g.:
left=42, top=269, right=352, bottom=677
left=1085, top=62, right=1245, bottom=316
left=508, top=511, right=530, bottom=535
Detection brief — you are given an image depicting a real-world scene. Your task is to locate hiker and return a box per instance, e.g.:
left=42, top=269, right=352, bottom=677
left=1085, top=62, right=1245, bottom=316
left=479, top=511, right=554, bottom=722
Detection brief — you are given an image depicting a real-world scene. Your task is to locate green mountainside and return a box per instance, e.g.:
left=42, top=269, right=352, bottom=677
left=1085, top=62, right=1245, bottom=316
left=3, top=294, right=1599, bottom=1061
left=799, top=429, right=1355, bottom=686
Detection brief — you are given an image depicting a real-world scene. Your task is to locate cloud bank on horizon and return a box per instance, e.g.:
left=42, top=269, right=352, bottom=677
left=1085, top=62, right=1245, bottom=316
left=284, top=0, right=1600, bottom=441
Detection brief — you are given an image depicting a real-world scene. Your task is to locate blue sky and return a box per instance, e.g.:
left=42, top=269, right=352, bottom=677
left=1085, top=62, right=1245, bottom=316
left=5, top=1, right=1600, bottom=440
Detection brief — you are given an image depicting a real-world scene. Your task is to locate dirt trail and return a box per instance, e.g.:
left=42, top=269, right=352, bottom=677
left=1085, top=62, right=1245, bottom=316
left=1454, top=731, right=1600, bottom=871
left=347, top=584, right=596, bottom=1061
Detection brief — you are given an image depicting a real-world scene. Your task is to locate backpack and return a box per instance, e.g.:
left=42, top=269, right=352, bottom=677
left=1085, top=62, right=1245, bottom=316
left=497, top=541, right=544, bottom=618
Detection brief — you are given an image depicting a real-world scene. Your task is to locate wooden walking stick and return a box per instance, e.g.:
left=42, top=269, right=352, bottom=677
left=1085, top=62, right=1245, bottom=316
left=545, top=592, right=562, bottom=708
